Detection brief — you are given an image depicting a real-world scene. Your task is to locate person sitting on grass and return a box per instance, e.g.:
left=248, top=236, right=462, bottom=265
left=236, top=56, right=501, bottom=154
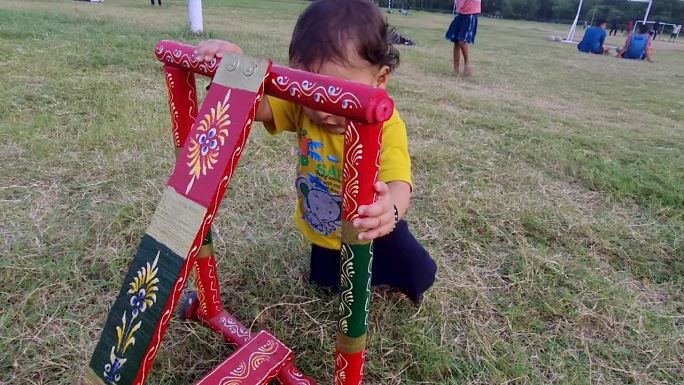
left=616, top=23, right=653, bottom=62
left=194, top=0, right=437, bottom=304
left=578, top=19, right=611, bottom=55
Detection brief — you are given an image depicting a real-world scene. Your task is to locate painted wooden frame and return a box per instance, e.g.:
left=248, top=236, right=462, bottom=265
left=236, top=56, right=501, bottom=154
left=157, top=40, right=394, bottom=385
left=81, top=40, right=394, bottom=385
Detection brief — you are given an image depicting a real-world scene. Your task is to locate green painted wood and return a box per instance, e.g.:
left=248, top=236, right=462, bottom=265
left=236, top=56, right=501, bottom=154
left=338, top=242, right=373, bottom=339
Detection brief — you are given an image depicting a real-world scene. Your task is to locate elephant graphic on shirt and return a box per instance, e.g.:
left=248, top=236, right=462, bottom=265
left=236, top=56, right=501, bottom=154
left=296, top=176, right=342, bottom=236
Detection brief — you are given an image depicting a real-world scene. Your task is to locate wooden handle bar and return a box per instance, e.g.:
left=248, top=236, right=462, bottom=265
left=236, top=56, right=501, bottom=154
left=155, top=40, right=394, bottom=124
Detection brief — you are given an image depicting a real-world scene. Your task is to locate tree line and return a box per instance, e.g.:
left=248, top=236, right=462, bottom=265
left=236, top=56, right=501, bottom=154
left=375, top=0, right=684, bottom=24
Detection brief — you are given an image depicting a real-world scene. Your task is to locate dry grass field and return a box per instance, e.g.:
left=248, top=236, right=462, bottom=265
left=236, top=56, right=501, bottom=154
left=1, top=1, right=682, bottom=384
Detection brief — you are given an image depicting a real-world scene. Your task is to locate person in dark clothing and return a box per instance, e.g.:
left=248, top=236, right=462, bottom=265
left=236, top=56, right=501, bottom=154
left=609, top=20, right=619, bottom=36
left=151, top=0, right=161, bottom=6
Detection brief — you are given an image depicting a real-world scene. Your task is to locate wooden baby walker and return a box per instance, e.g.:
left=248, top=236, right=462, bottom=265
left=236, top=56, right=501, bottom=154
left=79, top=40, right=394, bottom=385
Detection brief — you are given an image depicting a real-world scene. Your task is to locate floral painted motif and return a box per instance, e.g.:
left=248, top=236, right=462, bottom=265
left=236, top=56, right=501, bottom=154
left=128, top=256, right=160, bottom=317
left=103, top=253, right=160, bottom=384
left=185, top=90, right=232, bottom=194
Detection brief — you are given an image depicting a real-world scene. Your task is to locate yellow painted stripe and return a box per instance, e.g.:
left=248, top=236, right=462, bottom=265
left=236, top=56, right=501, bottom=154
left=82, top=368, right=106, bottom=385
left=341, top=220, right=371, bottom=245
left=336, top=331, right=367, bottom=354
left=197, top=244, right=214, bottom=259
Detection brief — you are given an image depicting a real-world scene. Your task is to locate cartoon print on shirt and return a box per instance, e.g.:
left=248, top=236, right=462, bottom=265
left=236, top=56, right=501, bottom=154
left=308, top=173, right=328, bottom=191
left=296, top=176, right=342, bottom=236
left=299, top=127, right=323, bottom=166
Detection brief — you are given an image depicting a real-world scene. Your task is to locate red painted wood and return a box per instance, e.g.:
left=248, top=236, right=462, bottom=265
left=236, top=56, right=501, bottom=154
left=163, top=65, right=198, bottom=147
left=155, top=40, right=394, bottom=124
left=131, top=64, right=270, bottom=385
left=335, top=350, right=366, bottom=385
left=201, top=310, right=252, bottom=347
left=167, top=84, right=260, bottom=207
left=161, top=50, right=319, bottom=385
left=156, top=42, right=220, bottom=75
left=194, top=331, right=293, bottom=385
left=341, top=121, right=383, bottom=223
left=155, top=40, right=392, bottom=385
left=198, top=310, right=317, bottom=385
left=194, top=256, right=223, bottom=319
left=277, top=363, right=318, bottom=385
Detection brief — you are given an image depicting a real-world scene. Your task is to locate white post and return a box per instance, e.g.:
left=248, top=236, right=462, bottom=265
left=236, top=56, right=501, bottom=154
left=643, top=0, right=652, bottom=23
left=188, top=0, right=204, bottom=34
left=628, top=0, right=654, bottom=24
left=566, top=0, right=584, bottom=42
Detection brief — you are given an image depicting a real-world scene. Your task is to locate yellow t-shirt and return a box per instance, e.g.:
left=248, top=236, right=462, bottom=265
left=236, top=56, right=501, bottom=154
left=264, top=96, right=412, bottom=250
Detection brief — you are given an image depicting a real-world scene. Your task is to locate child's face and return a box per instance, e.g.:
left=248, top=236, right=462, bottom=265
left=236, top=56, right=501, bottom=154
left=300, top=57, right=390, bottom=134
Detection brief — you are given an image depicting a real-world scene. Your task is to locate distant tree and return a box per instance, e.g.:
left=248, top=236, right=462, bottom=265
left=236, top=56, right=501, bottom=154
left=376, top=0, right=684, bottom=21
left=551, top=0, right=579, bottom=21
left=536, top=0, right=555, bottom=20
left=482, top=0, right=504, bottom=13
left=502, top=0, right=540, bottom=19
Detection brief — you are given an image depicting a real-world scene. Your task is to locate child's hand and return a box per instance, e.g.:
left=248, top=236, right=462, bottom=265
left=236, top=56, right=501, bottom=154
left=353, top=182, right=396, bottom=241
left=194, top=39, right=243, bottom=62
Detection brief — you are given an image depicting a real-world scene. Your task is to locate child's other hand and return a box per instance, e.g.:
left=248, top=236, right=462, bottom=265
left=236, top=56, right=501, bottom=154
left=194, top=39, right=243, bottom=62
left=353, top=182, right=396, bottom=241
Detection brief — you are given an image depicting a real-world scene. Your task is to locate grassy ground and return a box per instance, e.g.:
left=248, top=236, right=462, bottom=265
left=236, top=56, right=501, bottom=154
left=1, top=1, right=682, bottom=384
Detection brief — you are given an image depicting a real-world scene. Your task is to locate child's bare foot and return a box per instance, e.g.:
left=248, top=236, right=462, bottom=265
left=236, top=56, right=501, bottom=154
left=454, top=67, right=460, bottom=77
left=464, top=65, right=473, bottom=77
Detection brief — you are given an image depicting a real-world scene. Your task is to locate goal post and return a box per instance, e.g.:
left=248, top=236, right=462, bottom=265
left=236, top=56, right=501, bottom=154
left=565, top=0, right=652, bottom=43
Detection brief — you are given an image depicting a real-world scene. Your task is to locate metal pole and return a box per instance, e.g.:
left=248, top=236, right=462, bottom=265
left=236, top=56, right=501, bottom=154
left=643, top=0, right=652, bottom=23
left=566, top=0, right=584, bottom=42
left=188, top=0, right=204, bottom=34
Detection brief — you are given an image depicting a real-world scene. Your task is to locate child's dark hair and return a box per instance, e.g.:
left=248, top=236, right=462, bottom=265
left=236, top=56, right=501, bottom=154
left=638, top=23, right=649, bottom=34
left=289, top=0, right=399, bottom=72
left=596, top=18, right=607, bottom=26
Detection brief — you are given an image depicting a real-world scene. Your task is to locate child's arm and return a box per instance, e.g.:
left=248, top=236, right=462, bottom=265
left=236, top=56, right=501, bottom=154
left=645, top=39, right=654, bottom=62
left=195, top=40, right=274, bottom=123
left=645, top=48, right=654, bottom=62
left=353, top=180, right=411, bottom=241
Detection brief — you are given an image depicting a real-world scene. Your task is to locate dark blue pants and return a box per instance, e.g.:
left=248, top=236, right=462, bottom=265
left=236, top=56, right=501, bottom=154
left=309, top=220, right=437, bottom=303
